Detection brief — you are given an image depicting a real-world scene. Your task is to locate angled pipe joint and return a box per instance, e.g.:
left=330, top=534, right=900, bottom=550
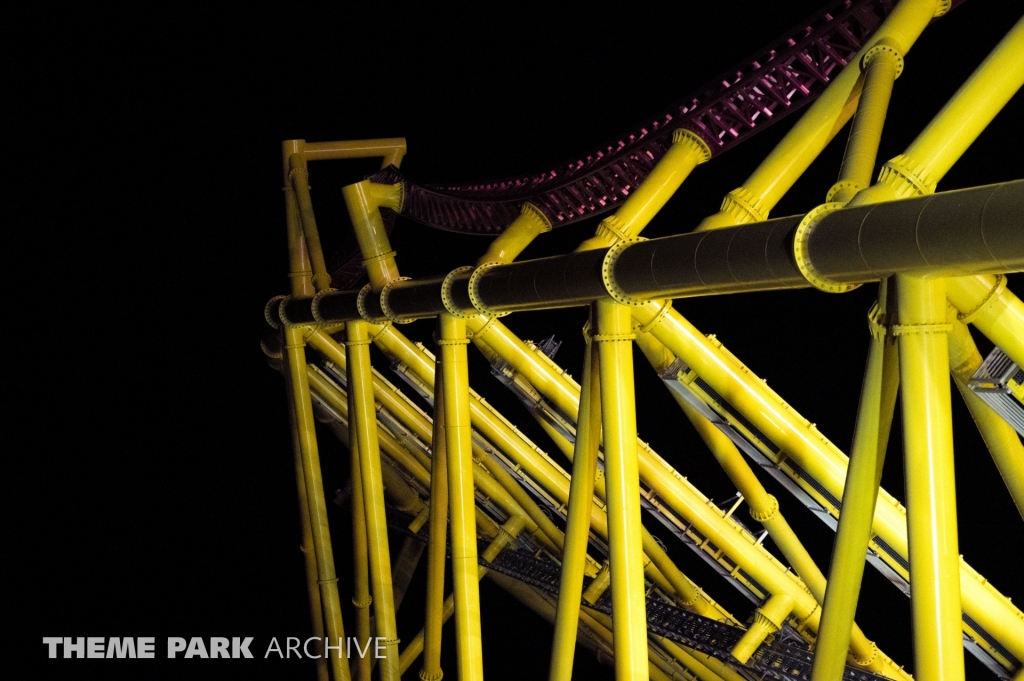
left=947, top=274, right=1024, bottom=370
left=730, top=593, right=795, bottom=664
left=827, top=39, right=903, bottom=205
left=477, top=203, right=552, bottom=266
left=856, top=15, right=1024, bottom=204
left=577, top=128, right=711, bottom=252
left=696, top=0, right=940, bottom=231
left=342, top=180, right=405, bottom=289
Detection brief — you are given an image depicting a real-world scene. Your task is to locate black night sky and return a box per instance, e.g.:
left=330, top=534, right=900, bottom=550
left=12, top=1, right=1023, bottom=679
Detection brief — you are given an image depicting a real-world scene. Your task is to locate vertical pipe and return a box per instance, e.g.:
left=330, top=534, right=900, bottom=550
left=421, top=357, right=450, bottom=681
left=348, top=410, right=373, bottom=681
left=289, top=154, right=332, bottom=291
left=283, top=366, right=330, bottom=681
left=549, top=311, right=602, bottom=681
left=899, top=17, right=1024, bottom=192
left=283, top=139, right=315, bottom=298
left=439, top=313, right=485, bottom=680
left=284, top=326, right=351, bottom=681
left=813, top=289, right=900, bottom=681
left=594, top=299, right=649, bottom=681
left=346, top=320, right=401, bottom=681
left=896, top=275, right=964, bottom=681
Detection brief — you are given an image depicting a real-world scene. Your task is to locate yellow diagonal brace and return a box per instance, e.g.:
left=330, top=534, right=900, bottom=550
left=813, top=290, right=900, bottom=681
left=697, top=0, right=939, bottom=230
left=947, top=308, right=1024, bottom=521
left=550, top=315, right=601, bottom=681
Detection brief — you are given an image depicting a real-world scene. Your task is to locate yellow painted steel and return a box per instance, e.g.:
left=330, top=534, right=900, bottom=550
left=634, top=326, right=860, bottom=630
left=813, top=293, right=900, bottom=681
left=282, top=367, right=330, bottom=681
left=947, top=307, right=1024, bottom=521
left=582, top=608, right=725, bottom=681
left=346, top=320, right=401, bottom=681
left=307, top=329, right=564, bottom=555
left=439, top=313, right=486, bottom=681
left=282, top=140, right=315, bottom=298
left=422, top=360, right=449, bottom=681
left=629, top=300, right=1024, bottom=667
left=348, top=424, right=374, bottom=681
left=828, top=40, right=901, bottom=204
left=654, top=638, right=746, bottom=681
left=576, top=129, right=710, bottom=252
left=477, top=203, right=552, bottom=265
left=300, top=137, right=407, bottom=167
left=595, top=299, right=649, bottom=681
left=582, top=563, right=611, bottom=605
left=696, top=0, right=938, bottom=230
left=895, top=275, right=964, bottom=681
left=879, top=16, right=1024, bottom=199
left=289, top=153, right=333, bottom=291
left=947, top=275, right=1024, bottom=370
left=466, top=316, right=825, bottom=622
left=283, top=326, right=351, bottom=681
left=731, top=593, right=795, bottom=664
left=342, top=180, right=403, bottom=288
left=549, top=318, right=601, bottom=681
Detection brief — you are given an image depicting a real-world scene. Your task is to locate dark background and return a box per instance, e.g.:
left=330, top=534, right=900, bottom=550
left=12, top=1, right=1022, bottom=679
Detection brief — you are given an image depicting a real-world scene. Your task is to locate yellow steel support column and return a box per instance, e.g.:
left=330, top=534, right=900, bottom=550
left=731, top=593, right=795, bottom=664
left=342, top=180, right=403, bottom=288
left=881, top=16, right=1024, bottom=200
left=947, top=307, right=1024, bottom=521
left=594, top=299, right=649, bottom=681
left=348, top=421, right=374, bottom=681
left=439, top=313, right=485, bottom=681
left=828, top=40, right=902, bottom=204
left=549, top=312, right=602, bottom=681
left=307, top=329, right=563, bottom=555
left=629, top=300, right=1024, bottom=667
left=282, top=140, right=315, bottom=298
left=947, top=275, right=1024, bottom=370
left=896, top=275, right=964, bottom=681
left=283, top=367, right=330, bottom=681
left=421, top=355, right=449, bottom=681
left=284, top=326, right=351, bottom=681
left=288, top=153, right=333, bottom=292
left=477, top=203, right=552, bottom=265
left=577, top=129, right=710, bottom=251
left=346, top=320, right=401, bottom=681
left=813, top=292, right=900, bottom=681
left=696, top=0, right=938, bottom=230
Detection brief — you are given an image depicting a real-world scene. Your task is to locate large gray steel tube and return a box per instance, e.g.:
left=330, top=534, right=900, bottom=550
left=274, top=180, right=1022, bottom=325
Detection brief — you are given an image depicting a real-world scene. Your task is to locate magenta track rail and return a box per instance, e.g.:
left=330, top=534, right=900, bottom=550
left=331, top=0, right=962, bottom=285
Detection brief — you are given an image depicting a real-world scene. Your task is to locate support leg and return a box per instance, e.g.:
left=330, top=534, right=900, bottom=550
left=814, top=289, right=899, bottom=680
left=595, top=299, right=649, bottom=681
left=549, top=310, right=602, bottom=681
left=439, top=313, right=485, bottom=681
left=284, top=326, right=351, bottom=681
left=346, top=320, right=400, bottom=681
left=896, top=276, right=964, bottom=681
left=421, top=358, right=450, bottom=681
